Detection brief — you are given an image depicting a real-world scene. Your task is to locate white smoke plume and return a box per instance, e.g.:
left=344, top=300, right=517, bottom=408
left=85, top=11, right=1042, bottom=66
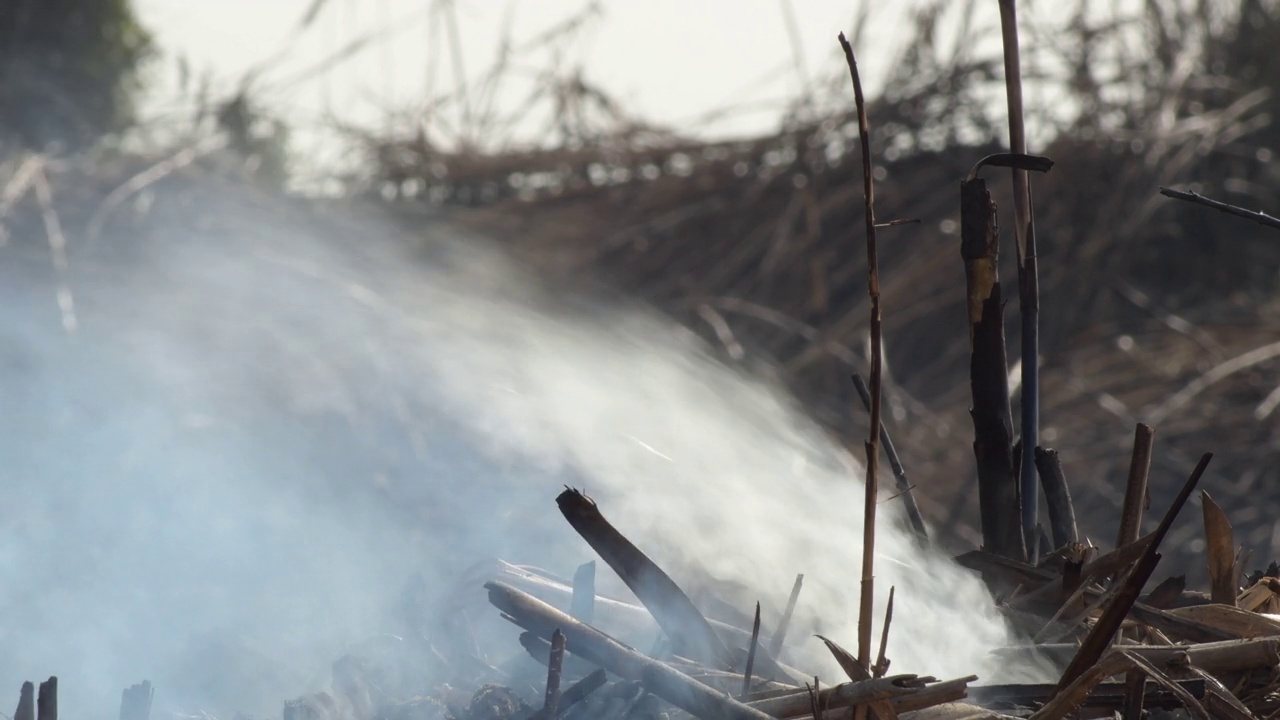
left=0, top=194, right=1051, bottom=720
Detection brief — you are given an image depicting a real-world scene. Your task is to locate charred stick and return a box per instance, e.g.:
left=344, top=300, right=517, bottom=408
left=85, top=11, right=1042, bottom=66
left=852, top=373, right=926, bottom=540
left=555, top=488, right=736, bottom=671
left=16, top=682, right=35, bottom=720
left=741, top=602, right=762, bottom=697
left=1118, top=424, right=1155, bottom=547
left=487, top=581, right=777, bottom=720
left=768, top=574, right=804, bottom=657
left=1033, top=447, right=1077, bottom=548
left=543, top=630, right=566, bottom=717
left=960, top=174, right=1022, bottom=562
left=1054, top=453, right=1214, bottom=694
left=527, top=670, right=608, bottom=720
left=36, top=678, right=55, bottom=720
left=837, top=30, right=883, bottom=674
left=873, top=587, right=895, bottom=679
left=520, top=632, right=599, bottom=677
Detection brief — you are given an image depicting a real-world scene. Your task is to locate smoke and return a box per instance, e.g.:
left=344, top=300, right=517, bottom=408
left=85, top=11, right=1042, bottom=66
left=0, top=190, right=1049, bottom=719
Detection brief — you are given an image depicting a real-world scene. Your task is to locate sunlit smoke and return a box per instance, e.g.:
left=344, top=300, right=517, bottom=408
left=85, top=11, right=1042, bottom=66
left=0, top=195, right=1051, bottom=720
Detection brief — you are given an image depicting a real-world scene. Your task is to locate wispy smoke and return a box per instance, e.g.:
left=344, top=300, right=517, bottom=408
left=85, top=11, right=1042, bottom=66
left=0, top=196, right=1048, bottom=719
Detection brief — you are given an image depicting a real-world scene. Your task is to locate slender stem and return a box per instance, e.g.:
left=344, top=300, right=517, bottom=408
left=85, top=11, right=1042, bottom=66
left=998, top=0, right=1040, bottom=560
left=838, top=31, right=881, bottom=674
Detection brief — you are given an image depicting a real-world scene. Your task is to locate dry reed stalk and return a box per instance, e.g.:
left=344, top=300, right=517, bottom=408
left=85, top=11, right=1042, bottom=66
left=836, top=29, right=883, bottom=680
left=998, top=0, right=1041, bottom=560
left=1118, top=423, right=1155, bottom=547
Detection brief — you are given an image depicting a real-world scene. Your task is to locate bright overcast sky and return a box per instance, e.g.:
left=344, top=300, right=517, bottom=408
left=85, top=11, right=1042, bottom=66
left=132, top=2, right=956, bottom=147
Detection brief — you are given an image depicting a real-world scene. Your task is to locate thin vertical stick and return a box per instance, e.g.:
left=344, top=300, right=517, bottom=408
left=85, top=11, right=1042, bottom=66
left=741, top=602, right=763, bottom=697
left=998, top=0, right=1040, bottom=560
left=1118, top=424, right=1155, bottom=547
left=873, top=587, right=895, bottom=678
left=768, top=574, right=804, bottom=657
left=543, top=629, right=566, bottom=718
left=837, top=31, right=882, bottom=675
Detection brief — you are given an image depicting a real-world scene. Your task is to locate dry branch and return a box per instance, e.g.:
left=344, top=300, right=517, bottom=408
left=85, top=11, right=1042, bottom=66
left=1159, top=186, right=1280, bottom=232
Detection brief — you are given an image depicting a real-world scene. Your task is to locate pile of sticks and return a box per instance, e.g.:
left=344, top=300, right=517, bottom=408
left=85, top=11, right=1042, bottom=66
left=474, top=487, right=982, bottom=720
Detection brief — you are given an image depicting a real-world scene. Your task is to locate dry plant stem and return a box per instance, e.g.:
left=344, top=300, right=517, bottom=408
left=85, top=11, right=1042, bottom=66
left=742, top=602, right=762, bottom=697
left=1202, top=491, right=1238, bottom=606
left=837, top=31, right=882, bottom=675
left=768, top=574, right=804, bottom=657
left=1118, top=423, right=1155, bottom=547
left=1034, top=447, right=1078, bottom=548
left=852, top=373, right=927, bottom=540
left=873, top=586, right=895, bottom=678
left=555, top=488, right=737, bottom=671
left=1054, top=453, right=1214, bottom=694
left=543, top=629, right=566, bottom=717
left=486, top=581, right=778, bottom=720
left=1160, top=186, right=1280, bottom=232
left=998, top=0, right=1040, bottom=559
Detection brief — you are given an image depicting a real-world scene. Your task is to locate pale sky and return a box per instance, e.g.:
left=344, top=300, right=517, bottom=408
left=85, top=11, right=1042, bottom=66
left=132, top=1, right=971, bottom=174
